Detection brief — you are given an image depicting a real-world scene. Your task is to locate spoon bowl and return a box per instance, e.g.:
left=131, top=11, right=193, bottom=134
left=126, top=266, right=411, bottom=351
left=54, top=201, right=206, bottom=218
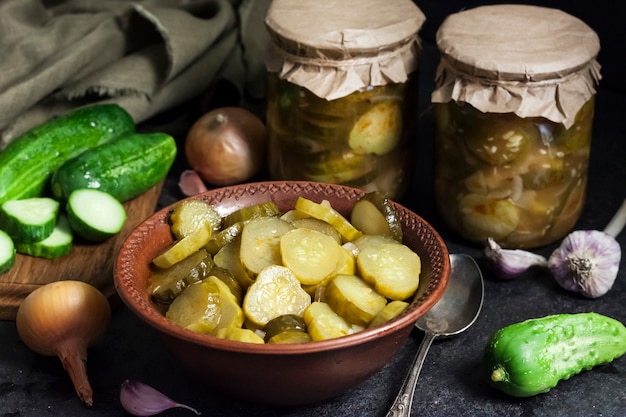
left=386, top=253, right=484, bottom=417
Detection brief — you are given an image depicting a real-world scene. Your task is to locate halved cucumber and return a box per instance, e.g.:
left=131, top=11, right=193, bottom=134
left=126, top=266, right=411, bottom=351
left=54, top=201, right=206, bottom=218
left=14, top=214, right=73, bottom=259
left=0, top=230, right=15, bottom=274
left=0, top=197, right=60, bottom=242
left=66, top=189, right=126, bottom=242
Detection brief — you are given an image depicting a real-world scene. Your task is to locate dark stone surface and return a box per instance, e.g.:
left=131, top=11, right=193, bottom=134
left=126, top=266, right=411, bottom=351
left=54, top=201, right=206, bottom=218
left=0, top=1, right=624, bottom=416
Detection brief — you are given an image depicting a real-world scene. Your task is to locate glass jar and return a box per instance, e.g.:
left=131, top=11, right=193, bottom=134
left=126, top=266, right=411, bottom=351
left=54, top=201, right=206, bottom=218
left=432, top=5, right=601, bottom=248
left=264, top=0, right=425, bottom=200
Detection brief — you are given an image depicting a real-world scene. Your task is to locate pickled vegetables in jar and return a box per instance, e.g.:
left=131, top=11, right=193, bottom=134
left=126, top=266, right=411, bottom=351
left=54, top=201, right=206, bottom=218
left=267, top=78, right=416, bottom=199
left=434, top=99, right=594, bottom=248
left=264, top=0, right=425, bottom=199
left=431, top=5, right=601, bottom=248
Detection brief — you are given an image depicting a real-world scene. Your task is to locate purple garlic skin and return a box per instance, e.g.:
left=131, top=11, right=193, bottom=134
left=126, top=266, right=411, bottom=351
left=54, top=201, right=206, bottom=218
left=484, top=237, right=548, bottom=279
left=548, top=230, right=621, bottom=298
left=120, top=379, right=200, bottom=417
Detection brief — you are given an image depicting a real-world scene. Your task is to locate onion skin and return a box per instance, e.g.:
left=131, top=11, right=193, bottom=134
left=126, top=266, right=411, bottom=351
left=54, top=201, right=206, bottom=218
left=184, top=107, right=267, bottom=186
left=16, top=280, right=112, bottom=406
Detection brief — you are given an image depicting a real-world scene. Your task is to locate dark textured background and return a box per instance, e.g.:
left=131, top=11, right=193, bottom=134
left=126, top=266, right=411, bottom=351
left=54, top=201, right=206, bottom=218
left=0, top=1, right=624, bottom=416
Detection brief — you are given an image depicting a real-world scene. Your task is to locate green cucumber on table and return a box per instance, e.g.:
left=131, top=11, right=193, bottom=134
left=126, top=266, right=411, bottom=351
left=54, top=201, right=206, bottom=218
left=0, top=230, right=15, bottom=274
left=66, top=189, right=127, bottom=242
left=484, top=312, right=626, bottom=397
left=0, top=104, right=135, bottom=204
left=0, top=198, right=60, bottom=242
left=51, top=132, right=177, bottom=202
left=14, top=214, right=73, bottom=259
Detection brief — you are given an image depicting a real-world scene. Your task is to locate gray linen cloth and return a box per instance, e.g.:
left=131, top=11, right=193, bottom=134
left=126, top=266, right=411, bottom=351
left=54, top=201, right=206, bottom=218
left=0, top=0, right=271, bottom=148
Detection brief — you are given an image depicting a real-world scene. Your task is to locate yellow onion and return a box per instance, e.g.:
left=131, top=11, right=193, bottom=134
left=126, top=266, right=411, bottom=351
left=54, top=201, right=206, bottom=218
left=16, top=280, right=111, bottom=406
left=184, top=107, right=267, bottom=186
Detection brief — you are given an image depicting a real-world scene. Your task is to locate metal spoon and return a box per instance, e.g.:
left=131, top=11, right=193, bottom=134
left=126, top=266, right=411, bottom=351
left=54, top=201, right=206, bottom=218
left=385, top=253, right=484, bottom=417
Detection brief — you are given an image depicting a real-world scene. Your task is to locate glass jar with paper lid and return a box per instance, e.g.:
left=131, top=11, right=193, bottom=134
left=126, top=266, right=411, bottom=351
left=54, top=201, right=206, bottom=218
left=264, top=0, right=425, bottom=200
left=432, top=5, right=601, bottom=249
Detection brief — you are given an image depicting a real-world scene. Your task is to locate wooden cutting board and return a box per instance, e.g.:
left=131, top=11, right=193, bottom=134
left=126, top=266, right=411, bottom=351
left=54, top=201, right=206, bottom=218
left=0, top=182, right=164, bottom=320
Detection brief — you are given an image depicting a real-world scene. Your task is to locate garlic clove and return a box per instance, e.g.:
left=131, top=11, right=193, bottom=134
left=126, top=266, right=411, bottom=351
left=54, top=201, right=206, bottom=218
left=548, top=230, right=621, bottom=298
left=484, top=237, right=548, bottom=279
left=120, top=379, right=200, bottom=417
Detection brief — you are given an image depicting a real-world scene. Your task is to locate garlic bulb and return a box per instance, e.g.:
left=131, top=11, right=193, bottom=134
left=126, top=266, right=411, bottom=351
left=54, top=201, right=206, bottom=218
left=548, top=230, right=621, bottom=298
left=484, top=237, right=548, bottom=279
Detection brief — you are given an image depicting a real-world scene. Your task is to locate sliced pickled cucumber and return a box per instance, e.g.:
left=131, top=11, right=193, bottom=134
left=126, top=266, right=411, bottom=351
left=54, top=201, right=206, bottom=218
left=357, top=242, right=421, bottom=301
left=333, top=244, right=356, bottom=275
left=216, top=327, right=265, bottom=344
left=267, top=330, right=313, bottom=344
left=291, top=217, right=342, bottom=244
left=304, top=150, right=377, bottom=185
left=264, top=314, right=307, bottom=342
left=223, top=202, right=280, bottom=228
left=170, top=199, right=222, bottom=240
left=207, top=266, right=243, bottom=304
left=205, top=222, right=243, bottom=255
left=303, top=302, right=353, bottom=341
left=295, top=197, right=362, bottom=242
left=368, top=300, right=409, bottom=328
left=325, top=274, right=387, bottom=327
left=463, top=119, right=537, bottom=166
left=165, top=276, right=244, bottom=335
left=350, top=191, right=403, bottom=241
left=213, top=237, right=255, bottom=290
left=458, top=193, right=520, bottom=241
left=149, top=248, right=213, bottom=303
left=240, top=216, right=294, bottom=278
left=349, top=100, right=403, bottom=156
left=243, top=265, right=312, bottom=326
left=280, top=228, right=343, bottom=286
left=351, top=234, right=400, bottom=253
left=152, top=225, right=212, bottom=269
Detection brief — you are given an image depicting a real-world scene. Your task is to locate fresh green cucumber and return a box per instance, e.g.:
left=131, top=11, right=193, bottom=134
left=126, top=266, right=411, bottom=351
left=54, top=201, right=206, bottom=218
left=485, top=312, right=626, bottom=397
left=15, top=215, right=73, bottom=259
left=0, top=198, right=60, bottom=242
left=50, top=132, right=176, bottom=202
left=66, top=189, right=127, bottom=242
left=0, top=230, right=16, bottom=274
left=0, top=104, right=135, bottom=204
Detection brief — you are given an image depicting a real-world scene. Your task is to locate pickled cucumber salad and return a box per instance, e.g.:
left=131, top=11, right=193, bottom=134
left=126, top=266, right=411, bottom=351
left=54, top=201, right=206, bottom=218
left=266, top=80, right=413, bottom=199
left=434, top=99, right=594, bottom=248
left=148, top=192, right=421, bottom=344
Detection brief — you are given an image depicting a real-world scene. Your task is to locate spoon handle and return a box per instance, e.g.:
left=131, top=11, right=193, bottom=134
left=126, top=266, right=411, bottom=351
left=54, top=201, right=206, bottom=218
left=385, top=332, right=436, bottom=417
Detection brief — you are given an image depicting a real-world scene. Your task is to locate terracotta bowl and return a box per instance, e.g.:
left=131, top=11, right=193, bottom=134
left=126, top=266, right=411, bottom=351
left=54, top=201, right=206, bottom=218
left=114, top=181, right=450, bottom=406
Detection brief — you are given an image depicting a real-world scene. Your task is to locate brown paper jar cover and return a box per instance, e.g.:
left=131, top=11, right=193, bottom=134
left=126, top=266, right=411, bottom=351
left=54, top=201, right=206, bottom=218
left=432, top=4, right=601, bottom=128
left=264, top=0, right=426, bottom=101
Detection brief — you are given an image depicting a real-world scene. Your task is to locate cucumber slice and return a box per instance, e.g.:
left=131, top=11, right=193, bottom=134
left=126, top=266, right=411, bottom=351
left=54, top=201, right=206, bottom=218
left=170, top=199, right=222, bottom=240
left=148, top=248, right=213, bottom=303
left=243, top=265, right=311, bottom=326
left=14, top=214, right=73, bottom=259
left=0, top=198, right=60, bottom=242
left=294, top=197, right=362, bottom=242
left=325, top=274, right=387, bottom=327
left=303, top=301, right=353, bottom=341
left=0, top=230, right=16, bottom=274
left=66, top=189, right=126, bottom=242
left=357, top=242, right=421, bottom=301
left=350, top=191, right=403, bottom=242
left=280, top=228, right=343, bottom=286
left=368, top=300, right=409, bottom=328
